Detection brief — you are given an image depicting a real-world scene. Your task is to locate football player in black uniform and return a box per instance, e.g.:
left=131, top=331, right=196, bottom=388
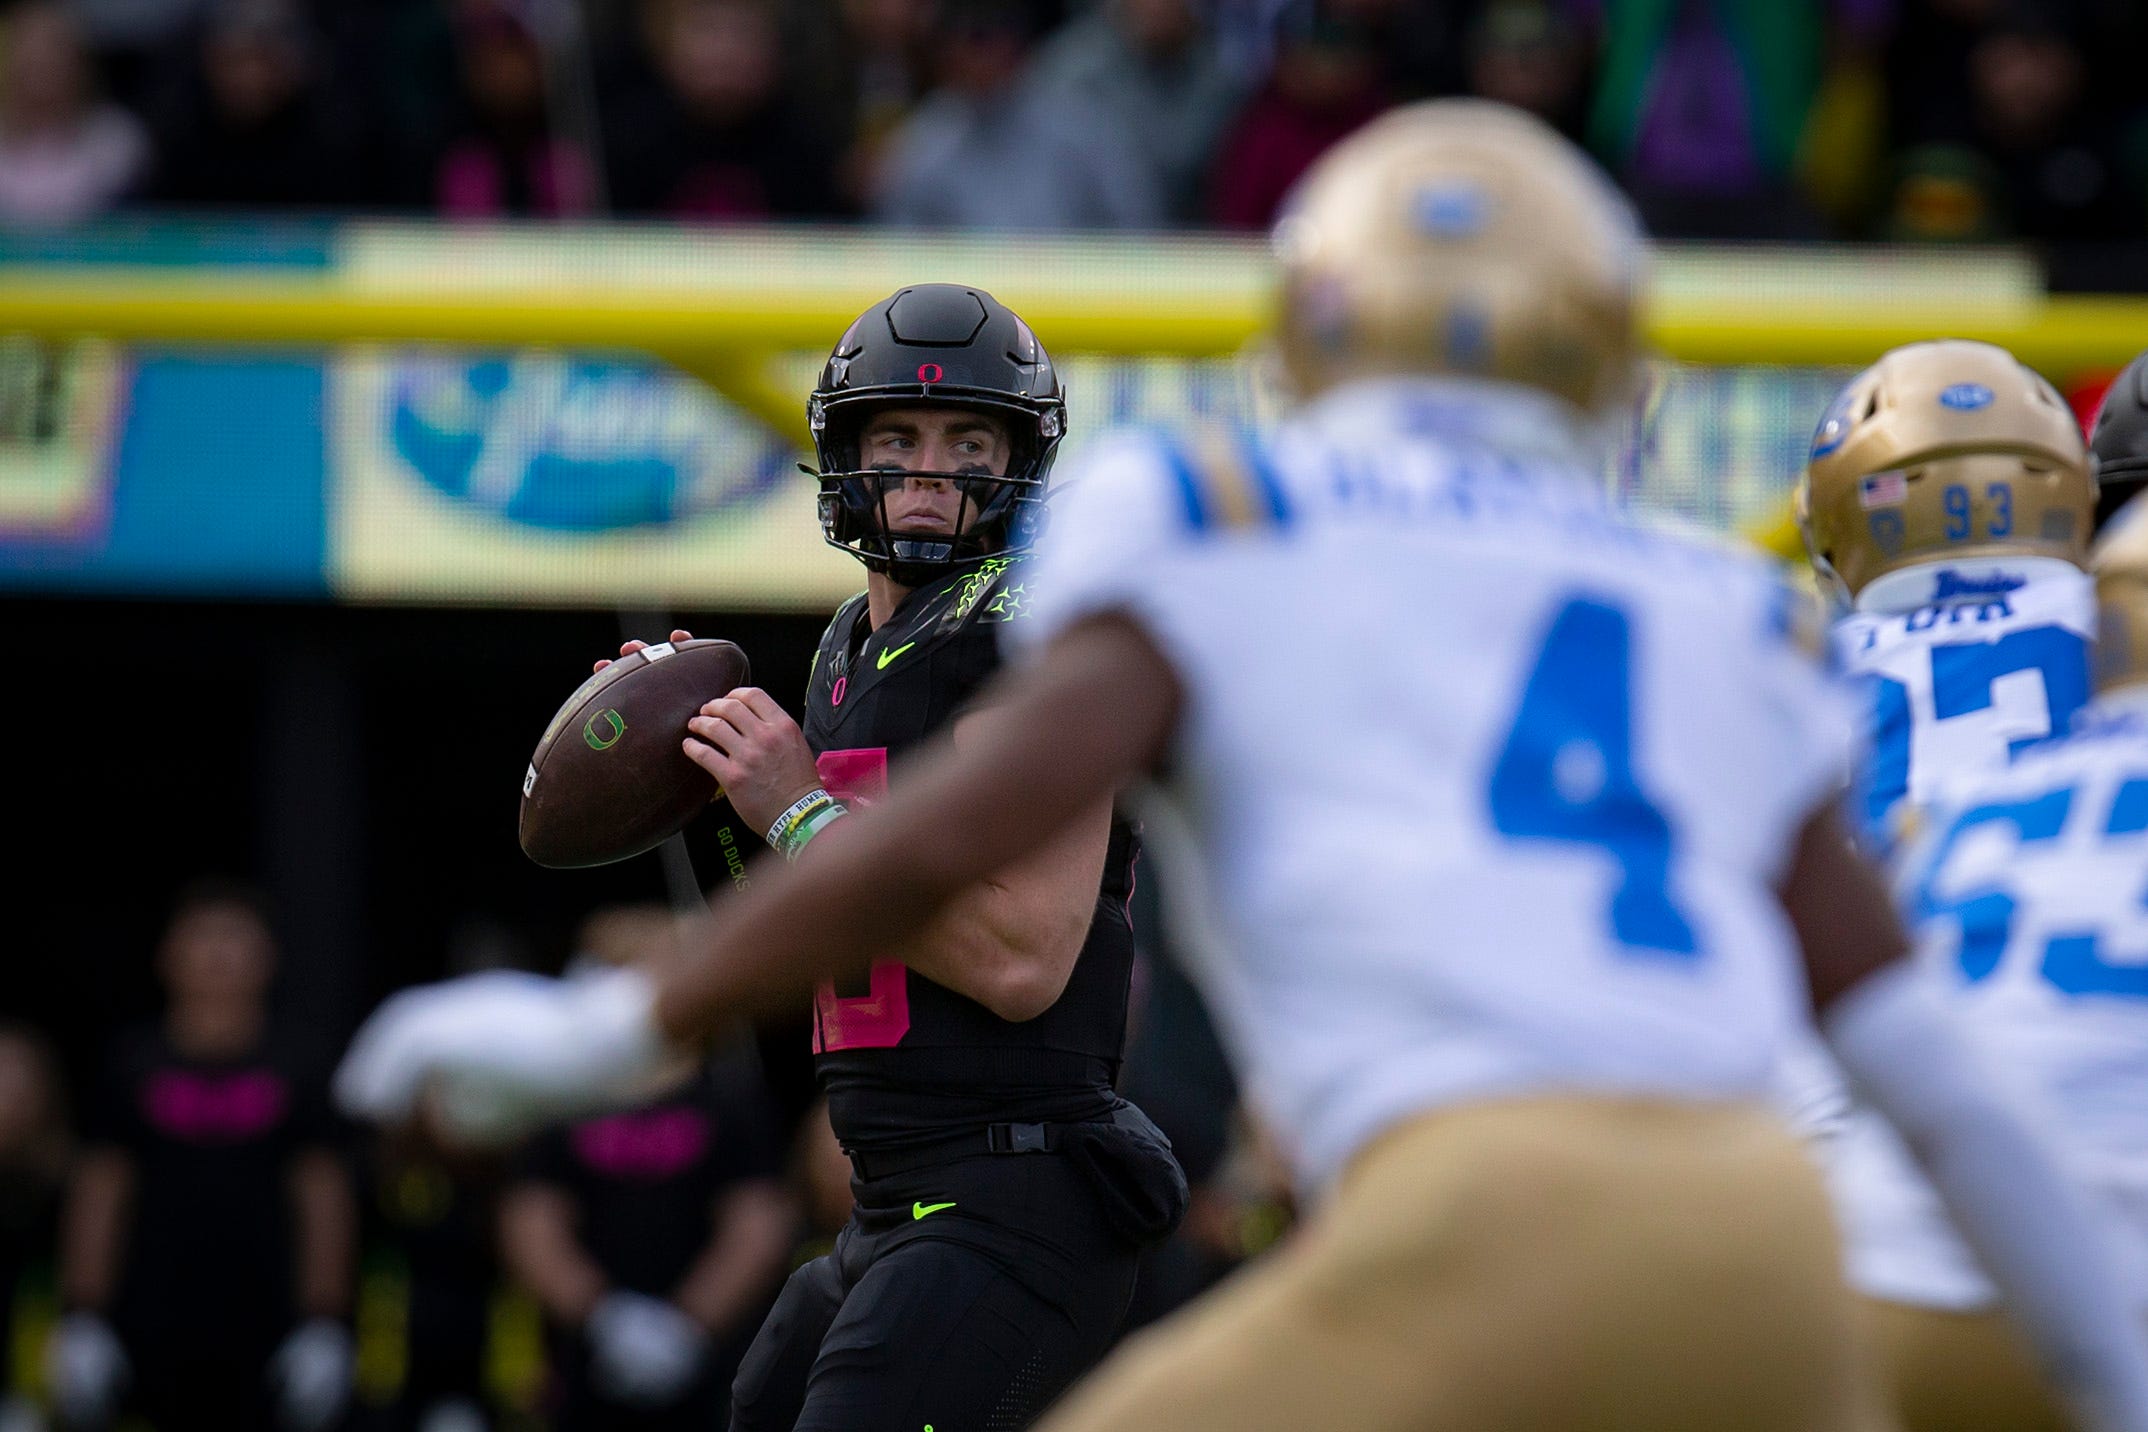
left=2092, top=349, right=2148, bottom=533
left=603, top=284, right=1184, bottom=1431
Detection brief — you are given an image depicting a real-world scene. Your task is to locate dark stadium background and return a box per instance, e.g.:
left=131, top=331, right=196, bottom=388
left=2, top=596, right=827, bottom=1077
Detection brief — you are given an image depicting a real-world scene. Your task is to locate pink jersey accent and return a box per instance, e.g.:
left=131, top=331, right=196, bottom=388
left=811, top=747, right=911, bottom=1050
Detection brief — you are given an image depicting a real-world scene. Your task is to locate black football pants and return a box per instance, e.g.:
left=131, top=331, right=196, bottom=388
left=729, top=1146, right=1142, bottom=1432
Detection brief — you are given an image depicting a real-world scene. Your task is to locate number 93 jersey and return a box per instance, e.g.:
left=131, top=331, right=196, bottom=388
left=1825, top=698, right=2148, bottom=1310
left=1829, top=559, right=2094, bottom=851
left=1007, top=381, right=1866, bottom=1195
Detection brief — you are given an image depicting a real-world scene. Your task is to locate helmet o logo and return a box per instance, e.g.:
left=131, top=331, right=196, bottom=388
left=917, top=363, right=944, bottom=383
left=1940, top=383, right=1994, bottom=410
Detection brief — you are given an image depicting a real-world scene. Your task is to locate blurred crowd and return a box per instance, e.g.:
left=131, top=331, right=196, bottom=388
left=0, top=876, right=1292, bottom=1432
left=0, top=0, right=2146, bottom=243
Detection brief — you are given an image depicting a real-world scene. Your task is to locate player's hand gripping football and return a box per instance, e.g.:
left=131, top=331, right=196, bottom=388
left=333, top=966, right=686, bottom=1146
left=607, top=629, right=821, bottom=835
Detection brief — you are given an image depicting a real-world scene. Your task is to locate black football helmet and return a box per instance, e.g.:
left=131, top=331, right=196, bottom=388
left=806, top=284, right=1067, bottom=586
left=2093, top=350, right=2148, bottom=534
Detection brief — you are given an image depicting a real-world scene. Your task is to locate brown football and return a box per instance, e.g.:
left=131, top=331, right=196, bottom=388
left=518, top=638, right=752, bottom=868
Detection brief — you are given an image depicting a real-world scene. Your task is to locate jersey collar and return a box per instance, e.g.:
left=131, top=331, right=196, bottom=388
left=1854, top=555, right=2082, bottom=616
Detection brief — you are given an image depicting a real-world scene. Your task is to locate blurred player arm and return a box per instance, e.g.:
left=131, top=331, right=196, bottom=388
left=670, top=1178, right=796, bottom=1337
left=56, top=1145, right=134, bottom=1311
left=798, top=706, right=1115, bottom=1022
left=498, top=1180, right=608, bottom=1326
left=1782, top=799, right=2148, bottom=1432
left=287, top=1147, right=356, bottom=1320
left=661, top=612, right=1181, bottom=1039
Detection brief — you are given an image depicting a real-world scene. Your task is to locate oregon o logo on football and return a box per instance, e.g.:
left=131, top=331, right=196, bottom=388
left=584, top=710, right=626, bottom=750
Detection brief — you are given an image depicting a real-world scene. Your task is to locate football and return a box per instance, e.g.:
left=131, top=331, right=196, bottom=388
left=518, top=638, right=752, bottom=868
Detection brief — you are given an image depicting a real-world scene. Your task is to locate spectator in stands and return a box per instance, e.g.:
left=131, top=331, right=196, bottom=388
left=872, top=0, right=1165, bottom=229
left=1205, top=3, right=1389, bottom=230
left=1578, top=0, right=1892, bottom=239
left=0, top=1022, right=68, bottom=1431
left=1321, top=0, right=1468, bottom=99
left=62, top=0, right=207, bottom=111
left=47, top=879, right=357, bottom=1432
left=1873, top=140, right=2008, bottom=240
left=1027, top=0, right=1248, bottom=224
left=353, top=1123, right=512, bottom=1432
left=142, top=0, right=375, bottom=212
left=604, top=0, right=842, bottom=220
left=499, top=904, right=795, bottom=1432
left=1958, top=8, right=2133, bottom=240
left=781, top=0, right=938, bottom=214
left=1464, top=0, right=1589, bottom=142
left=0, top=2, right=151, bottom=229
left=430, top=0, right=596, bottom=219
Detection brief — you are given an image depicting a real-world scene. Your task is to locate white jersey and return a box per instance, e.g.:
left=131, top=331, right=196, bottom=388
left=1011, top=378, right=1861, bottom=1195
left=1774, top=559, right=2096, bottom=1146
left=1832, top=559, right=2094, bottom=847
left=1827, top=693, right=2148, bottom=1310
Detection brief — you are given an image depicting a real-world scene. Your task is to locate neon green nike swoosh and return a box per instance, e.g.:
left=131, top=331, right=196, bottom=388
left=912, top=1200, right=956, bottom=1220
left=876, top=642, right=917, bottom=670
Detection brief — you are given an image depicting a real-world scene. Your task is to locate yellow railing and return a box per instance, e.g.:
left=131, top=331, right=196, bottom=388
left=4, top=225, right=2143, bottom=562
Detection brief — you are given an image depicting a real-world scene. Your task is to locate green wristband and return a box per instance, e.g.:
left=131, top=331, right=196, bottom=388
left=780, top=801, right=849, bottom=861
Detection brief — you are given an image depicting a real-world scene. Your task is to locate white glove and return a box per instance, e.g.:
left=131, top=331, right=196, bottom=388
left=46, top=1312, right=128, bottom=1428
left=268, top=1318, right=354, bottom=1432
left=585, top=1291, right=706, bottom=1408
left=334, top=966, right=676, bottom=1145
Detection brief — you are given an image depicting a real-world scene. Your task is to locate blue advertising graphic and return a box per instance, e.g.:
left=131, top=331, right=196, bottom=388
left=385, top=354, right=791, bottom=532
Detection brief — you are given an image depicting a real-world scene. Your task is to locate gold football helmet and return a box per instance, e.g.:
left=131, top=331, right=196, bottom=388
left=2091, top=491, right=2148, bottom=695
left=1796, top=339, right=2092, bottom=600
left=1270, top=98, right=1645, bottom=415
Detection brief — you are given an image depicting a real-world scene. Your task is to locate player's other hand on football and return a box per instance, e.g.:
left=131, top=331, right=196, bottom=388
left=684, top=687, right=821, bottom=834
left=595, top=628, right=696, bottom=674
left=332, top=967, right=681, bottom=1147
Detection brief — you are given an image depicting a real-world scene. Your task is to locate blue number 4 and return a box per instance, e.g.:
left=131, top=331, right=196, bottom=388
left=1489, top=597, right=1698, bottom=959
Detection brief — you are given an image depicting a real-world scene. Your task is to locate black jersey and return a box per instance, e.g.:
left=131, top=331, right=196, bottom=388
left=86, top=1024, right=341, bottom=1350
left=801, top=555, right=1141, bottom=1151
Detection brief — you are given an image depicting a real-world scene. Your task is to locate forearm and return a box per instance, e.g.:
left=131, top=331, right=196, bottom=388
left=1826, top=962, right=2148, bottom=1432
left=670, top=1183, right=795, bottom=1337
left=289, top=1150, right=357, bottom=1319
left=58, top=1150, right=134, bottom=1311
left=791, top=801, right=1104, bottom=1019
left=891, top=882, right=1056, bottom=1004
left=499, top=1188, right=609, bottom=1326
